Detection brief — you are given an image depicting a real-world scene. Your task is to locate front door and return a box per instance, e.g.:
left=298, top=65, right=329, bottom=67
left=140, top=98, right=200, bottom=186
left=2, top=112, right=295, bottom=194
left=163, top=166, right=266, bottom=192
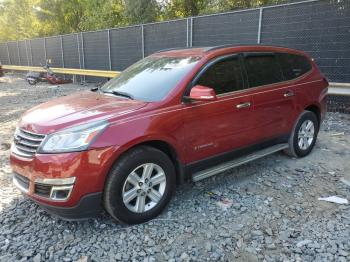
left=182, top=54, right=256, bottom=164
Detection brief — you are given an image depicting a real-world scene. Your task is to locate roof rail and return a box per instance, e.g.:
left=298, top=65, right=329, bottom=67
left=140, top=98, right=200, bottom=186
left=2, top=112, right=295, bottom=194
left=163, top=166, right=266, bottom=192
left=155, top=46, right=214, bottom=53
left=154, top=47, right=185, bottom=53
left=154, top=44, right=295, bottom=55
left=204, top=43, right=296, bottom=53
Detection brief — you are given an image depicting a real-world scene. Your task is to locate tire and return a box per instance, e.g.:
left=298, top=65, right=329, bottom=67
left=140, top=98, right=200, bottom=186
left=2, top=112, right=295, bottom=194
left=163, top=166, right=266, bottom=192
left=284, top=110, right=319, bottom=158
left=103, top=146, right=176, bottom=224
left=27, top=79, right=37, bottom=85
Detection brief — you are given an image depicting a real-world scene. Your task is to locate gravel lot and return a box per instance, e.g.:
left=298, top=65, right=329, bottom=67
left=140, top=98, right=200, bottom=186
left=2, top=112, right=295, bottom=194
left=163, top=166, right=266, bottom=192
left=0, top=75, right=349, bottom=262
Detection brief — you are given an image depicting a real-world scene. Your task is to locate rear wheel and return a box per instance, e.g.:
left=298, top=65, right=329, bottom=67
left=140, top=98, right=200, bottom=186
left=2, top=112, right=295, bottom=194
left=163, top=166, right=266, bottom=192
left=284, top=110, right=319, bottom=157
left=27, top=79, right=37, bottom=85
left=103, top=146, right=176, bottom=224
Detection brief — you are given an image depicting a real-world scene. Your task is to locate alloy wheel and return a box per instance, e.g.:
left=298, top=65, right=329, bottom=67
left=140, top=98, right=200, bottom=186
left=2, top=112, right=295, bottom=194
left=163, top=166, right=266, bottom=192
left=122, top=163, right=166, bottom=213
left=297, top=120, right=315, bottom=150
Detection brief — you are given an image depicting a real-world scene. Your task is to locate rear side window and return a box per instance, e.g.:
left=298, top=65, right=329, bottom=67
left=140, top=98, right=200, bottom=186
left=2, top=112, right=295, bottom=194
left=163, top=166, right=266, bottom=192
left=278, top=53, right=312, bottom=80
left=244, top=54, right=283, bottom=88
left=196, top=56, right=244, bottom=95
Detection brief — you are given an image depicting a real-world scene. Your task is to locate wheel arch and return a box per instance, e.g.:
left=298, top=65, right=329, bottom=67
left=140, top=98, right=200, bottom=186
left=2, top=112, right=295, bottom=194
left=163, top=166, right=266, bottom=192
left=304, top=104, right=321, bottom=124
left=109, top=138, right=186, bottom=186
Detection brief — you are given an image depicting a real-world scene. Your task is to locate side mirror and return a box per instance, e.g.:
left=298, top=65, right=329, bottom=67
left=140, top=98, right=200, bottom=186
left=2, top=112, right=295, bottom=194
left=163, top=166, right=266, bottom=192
left=187, top=85, right=217, bottom=101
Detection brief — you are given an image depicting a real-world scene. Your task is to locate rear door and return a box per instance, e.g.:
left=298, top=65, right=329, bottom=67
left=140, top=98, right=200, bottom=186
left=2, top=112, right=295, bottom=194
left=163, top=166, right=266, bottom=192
left=243, top=52, right=296, bottom=141
left=183, top=54, right=256, bottom=164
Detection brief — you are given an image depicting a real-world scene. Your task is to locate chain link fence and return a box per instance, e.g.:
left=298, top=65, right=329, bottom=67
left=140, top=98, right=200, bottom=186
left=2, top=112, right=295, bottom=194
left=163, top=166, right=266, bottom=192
left=0, top=0, right=349, bottom=83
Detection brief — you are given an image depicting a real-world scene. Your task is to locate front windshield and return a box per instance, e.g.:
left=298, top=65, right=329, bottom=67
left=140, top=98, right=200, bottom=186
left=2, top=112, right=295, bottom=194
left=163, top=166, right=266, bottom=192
left=101, top=56, right=201, bottom=102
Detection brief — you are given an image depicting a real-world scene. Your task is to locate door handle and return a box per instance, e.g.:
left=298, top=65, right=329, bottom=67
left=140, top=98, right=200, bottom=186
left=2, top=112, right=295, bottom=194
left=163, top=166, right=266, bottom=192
left=236, top=102, right=251, bottom=109
left=284, top=91, right=295, bottom=98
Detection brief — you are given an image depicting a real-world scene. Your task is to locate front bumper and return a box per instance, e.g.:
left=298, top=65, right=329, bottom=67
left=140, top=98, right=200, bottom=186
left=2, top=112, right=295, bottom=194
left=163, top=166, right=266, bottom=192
left=13, top=173, right=76, bottom=202
left=32, top=192, right=103, bottom=220
left=10, top=145, right=120, bottom=214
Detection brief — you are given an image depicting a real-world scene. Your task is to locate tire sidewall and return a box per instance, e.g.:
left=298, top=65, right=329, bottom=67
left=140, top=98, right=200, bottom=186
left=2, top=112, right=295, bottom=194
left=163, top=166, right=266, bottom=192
left=104, top=147, right=176, bottom=224
left=28, top=79, right=37, bottom=85
left=292, top=111, right=319, bottom=157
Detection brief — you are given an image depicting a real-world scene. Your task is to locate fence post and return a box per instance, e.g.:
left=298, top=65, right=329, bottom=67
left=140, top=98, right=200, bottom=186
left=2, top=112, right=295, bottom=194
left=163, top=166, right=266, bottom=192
left=186, top=18, right=189, bottom=48
left=107, top=29, right=112, bottom=70
left=76, top=34, right=82, bottom=69
left=25, top=40, right=30, bottom=66
left=81, top=32, right=86, bottom=82
left=44, top=37, right=47, bottom=62
left=29, top=40, right=33, bottom=66
left=81, top=32, right=85, bottom=69
left=257, top=7, right=263, bottom=44
left=6, top=42, right=11, bottom=65
left=17, top=41, right=21, bottom=65
left=60, top=36, right=65, bottom=68
left=141, top=25, right=145, bottom=58
left=190, top=17, right=193, bottom=47
left=75, top=34, right=81, bottom=83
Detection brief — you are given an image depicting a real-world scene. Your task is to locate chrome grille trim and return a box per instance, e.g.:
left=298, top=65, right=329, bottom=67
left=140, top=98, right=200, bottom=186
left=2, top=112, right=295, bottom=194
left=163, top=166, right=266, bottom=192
left=15, top=144, right=37, bottom=153
left=15, top=139, right=41, bottom=148
left=15, top=131, right=44, bottom=142
left=13, top=128, right=46, bottom=158
left=20, top=129, right=46, bottom=139
left=13, top=173, right=30, bottom=193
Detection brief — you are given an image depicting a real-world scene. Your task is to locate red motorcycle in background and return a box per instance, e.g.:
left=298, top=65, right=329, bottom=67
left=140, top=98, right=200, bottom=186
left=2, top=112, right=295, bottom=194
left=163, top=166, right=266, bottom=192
left=26, top=62, right=72, bottom=85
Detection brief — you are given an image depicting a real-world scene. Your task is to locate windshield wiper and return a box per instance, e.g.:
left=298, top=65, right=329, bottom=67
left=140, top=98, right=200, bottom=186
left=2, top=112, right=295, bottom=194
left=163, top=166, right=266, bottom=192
left=102, top=90, right=134, bottom=100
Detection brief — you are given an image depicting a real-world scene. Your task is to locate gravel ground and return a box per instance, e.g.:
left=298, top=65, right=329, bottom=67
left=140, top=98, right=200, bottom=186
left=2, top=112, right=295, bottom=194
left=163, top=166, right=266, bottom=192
left=0, top=75, right=349, bottom=262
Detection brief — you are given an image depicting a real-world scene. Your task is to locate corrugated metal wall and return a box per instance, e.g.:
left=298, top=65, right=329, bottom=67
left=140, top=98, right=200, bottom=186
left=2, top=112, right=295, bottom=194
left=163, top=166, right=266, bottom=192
left=1, top=0, right=349, bottom=83
left=260, top=0, right=350, bottom=83
left=192, top=10, right=260, bottom=46
left=144, top=19, right=188, bottom=56
left=110, top=26, right=143, bottom=71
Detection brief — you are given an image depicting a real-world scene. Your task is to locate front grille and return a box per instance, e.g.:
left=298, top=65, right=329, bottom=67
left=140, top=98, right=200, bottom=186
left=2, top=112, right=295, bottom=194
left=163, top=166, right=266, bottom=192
left=34, top=183, right=52, bottom=198
left=13, top=128, right=45, bottom=158
left=13, top=173, right=30, bottom=191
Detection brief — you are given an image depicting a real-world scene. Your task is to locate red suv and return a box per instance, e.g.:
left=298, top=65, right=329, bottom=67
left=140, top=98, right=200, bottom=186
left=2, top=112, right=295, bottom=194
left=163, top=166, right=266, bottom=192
left=10, top=45, right=328, bottom=224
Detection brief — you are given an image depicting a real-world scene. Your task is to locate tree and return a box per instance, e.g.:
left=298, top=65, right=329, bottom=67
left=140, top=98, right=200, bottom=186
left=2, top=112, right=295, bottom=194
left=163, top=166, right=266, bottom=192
left=36, top=0, right=86, bottom=34
left=81, top=0, right=126, bottom=30
left=206, top=0, right=289, bottom=12
left=160, top=0, right=210, bottom=18
left=124, top=0, right=159, bottom=24
left=0, top=0, right=41, bottom=41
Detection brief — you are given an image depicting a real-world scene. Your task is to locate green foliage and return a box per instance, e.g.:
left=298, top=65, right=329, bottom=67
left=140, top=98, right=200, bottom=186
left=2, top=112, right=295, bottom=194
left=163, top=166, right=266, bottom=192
left=160, top=0, right=210, bottom=18
left=0, top=0, right=42, bottom=41
left=81, top=0, right=126, bottom=30
left=124, top=0, right=159, bottom=24
left=36, top=0, right=127, bottom=33
left=0, top=0, right=289, bottom=42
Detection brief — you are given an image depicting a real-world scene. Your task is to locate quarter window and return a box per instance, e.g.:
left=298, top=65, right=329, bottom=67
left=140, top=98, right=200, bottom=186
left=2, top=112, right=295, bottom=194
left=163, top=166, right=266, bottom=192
left=244, top=54, right=283, bottom=88
left=278, top=53, right=312, bottom=80
left=196, top=57, right=244, bottom=95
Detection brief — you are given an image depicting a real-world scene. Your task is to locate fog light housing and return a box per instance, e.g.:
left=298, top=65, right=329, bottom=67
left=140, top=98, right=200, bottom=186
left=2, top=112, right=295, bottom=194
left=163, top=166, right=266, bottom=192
left=34, top=177, right=75, bottom=201
left=50, top=185, right=74, bottom=201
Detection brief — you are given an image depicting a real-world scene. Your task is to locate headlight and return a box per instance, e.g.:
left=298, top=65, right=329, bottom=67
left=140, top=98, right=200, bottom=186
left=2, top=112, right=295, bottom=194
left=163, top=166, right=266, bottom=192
left=39, top=120, right=108, bottom=153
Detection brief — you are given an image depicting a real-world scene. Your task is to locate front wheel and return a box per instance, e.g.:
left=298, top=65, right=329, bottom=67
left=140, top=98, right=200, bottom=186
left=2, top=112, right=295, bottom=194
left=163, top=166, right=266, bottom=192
left=103, top=146, right=176, bottom=224
left=284, top=110, right=319, bottom=157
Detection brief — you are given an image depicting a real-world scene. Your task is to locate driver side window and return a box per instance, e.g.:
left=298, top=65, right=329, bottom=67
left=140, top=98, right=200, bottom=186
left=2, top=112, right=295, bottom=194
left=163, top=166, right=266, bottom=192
left=196, top=56, right=244, bottom=95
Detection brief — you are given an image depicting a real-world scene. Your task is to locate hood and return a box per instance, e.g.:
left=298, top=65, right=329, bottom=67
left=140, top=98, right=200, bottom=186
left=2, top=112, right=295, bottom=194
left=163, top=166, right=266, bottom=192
left=19, top=91, right=148, bottom=134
